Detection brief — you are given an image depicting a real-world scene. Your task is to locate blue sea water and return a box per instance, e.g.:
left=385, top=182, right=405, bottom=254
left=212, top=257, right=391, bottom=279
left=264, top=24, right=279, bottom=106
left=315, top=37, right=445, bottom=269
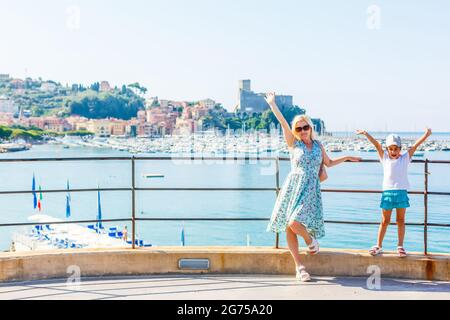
left=0, top=135, right=449, bottom=253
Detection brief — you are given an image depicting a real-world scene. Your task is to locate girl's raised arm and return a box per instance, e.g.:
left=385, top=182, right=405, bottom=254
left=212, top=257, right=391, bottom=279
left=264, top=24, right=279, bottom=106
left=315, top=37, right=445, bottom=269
left=409, top=128, right=432, bottom=158
left=357, top=130, right=384, bottom=159
left=264, top=92, right=295, bottom=148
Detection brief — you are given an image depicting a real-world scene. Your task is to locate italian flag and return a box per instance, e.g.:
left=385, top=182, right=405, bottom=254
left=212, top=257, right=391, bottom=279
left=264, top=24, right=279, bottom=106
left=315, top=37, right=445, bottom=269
left=37, top=185, right=43, bottom=211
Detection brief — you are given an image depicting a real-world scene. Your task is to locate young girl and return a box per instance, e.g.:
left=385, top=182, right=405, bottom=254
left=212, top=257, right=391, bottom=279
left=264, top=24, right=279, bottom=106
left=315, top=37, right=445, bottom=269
left=357, top=129, right=432, bottom=257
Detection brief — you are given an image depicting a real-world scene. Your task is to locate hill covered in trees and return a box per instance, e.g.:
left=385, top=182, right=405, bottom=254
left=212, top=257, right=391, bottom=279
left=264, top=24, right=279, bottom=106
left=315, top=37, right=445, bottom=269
left=0, top=77, right=146, bottom=120
left=68, top=90, right=144, bottom=120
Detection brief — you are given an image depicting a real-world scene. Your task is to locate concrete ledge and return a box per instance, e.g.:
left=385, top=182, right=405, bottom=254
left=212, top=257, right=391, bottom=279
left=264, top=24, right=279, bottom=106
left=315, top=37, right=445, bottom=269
left=0, top=247, right=449, bottom=283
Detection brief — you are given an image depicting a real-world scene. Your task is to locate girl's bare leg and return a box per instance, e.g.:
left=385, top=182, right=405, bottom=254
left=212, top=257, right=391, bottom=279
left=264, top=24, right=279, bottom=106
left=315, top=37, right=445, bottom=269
left=396, top=208, right=406, bottom=247
left=377, top=210, right=392, bottom=247
left=286, top=227, right=303, bottom=267
left=288, top=221, right=313, bottom=246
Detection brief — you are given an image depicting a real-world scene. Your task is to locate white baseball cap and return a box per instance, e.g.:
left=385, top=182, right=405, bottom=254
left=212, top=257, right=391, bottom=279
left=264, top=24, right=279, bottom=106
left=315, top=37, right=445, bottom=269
left=386, top=134, right=402, bottom=147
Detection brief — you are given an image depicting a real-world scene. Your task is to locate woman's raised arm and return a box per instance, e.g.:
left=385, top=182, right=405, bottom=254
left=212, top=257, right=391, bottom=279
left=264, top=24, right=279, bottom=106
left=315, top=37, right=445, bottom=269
left=264, top=92, right=295, bottom=148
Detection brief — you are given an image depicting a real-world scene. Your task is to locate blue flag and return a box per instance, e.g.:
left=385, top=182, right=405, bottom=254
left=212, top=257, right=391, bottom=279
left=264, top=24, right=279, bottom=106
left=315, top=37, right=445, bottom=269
left=181, top=223, right=185, bottom=246
left=66, top=195, right=71, bottom=218
left=97, top=187, right=103, bottom=231
left=32, top=173, right=37, bottom=209
left=65, top=180, right=71, bottom=218
left=66, top=180, right=71, bottom=202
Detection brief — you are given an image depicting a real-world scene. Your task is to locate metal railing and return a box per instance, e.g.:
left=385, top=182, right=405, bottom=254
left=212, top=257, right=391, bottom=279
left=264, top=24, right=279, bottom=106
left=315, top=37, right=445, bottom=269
left=0, top=156, right=449, bottom=255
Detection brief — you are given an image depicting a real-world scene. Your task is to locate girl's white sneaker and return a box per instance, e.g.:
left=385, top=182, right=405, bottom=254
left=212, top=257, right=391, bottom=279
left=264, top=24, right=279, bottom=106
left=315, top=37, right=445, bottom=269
left=369, top=245, right=383, bottom=256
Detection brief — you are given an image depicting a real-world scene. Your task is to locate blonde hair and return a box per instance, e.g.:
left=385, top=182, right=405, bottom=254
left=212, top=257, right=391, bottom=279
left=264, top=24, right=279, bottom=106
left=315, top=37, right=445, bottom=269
left=291, top=115, right=317, bottom=141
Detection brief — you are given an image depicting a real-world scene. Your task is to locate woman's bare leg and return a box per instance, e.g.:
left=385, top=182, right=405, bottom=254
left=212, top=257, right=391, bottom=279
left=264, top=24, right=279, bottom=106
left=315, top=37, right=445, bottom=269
left=285, top=227, right=303, bottom=267
left=288, top=221, right=313, bottom=246
left=396, top=208, right=406, bottom=247
left=377, top=210, right=392, bottom=247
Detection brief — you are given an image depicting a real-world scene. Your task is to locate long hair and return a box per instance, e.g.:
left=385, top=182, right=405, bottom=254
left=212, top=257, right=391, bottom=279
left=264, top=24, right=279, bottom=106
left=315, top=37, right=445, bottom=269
left=291, top=115, right=317, bottom=141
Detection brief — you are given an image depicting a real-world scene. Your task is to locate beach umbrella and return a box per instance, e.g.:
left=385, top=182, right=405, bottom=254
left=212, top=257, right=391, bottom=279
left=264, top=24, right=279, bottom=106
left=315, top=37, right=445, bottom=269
left=65, top=179, right=71, bottom=218
left=97, top=187, right=103, bottom=231
left=32, top=173, right=37, bottom=209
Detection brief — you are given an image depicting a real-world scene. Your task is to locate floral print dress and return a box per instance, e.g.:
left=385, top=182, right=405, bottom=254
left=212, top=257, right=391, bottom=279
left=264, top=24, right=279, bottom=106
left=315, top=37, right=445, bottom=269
left=266, top=139, right=325, bottom=239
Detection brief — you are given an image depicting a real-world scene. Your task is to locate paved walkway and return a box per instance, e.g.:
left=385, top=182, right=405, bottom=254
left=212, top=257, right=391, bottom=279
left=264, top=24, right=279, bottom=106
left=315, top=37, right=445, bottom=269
left=0, top=274, right=449, bottom=300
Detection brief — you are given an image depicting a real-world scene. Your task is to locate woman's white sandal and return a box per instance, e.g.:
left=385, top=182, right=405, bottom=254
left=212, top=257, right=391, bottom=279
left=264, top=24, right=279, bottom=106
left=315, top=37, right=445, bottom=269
left=369, top=245, right=383, bottom=256
left=397, top=246, right=407, bottom=258
left=296, top=266, right=311, bottom=282
left=307, top=237, right=320, bottom=255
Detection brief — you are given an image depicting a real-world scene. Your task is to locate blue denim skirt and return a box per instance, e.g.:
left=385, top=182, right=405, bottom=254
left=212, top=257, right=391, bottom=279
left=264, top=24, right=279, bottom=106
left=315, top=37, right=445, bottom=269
left=380, top=190, right=410, bottom=210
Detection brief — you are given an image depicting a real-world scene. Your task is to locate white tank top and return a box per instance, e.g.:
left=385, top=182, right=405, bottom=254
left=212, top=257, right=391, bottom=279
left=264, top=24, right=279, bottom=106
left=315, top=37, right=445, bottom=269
left=380, top=151, right=411, bottom=191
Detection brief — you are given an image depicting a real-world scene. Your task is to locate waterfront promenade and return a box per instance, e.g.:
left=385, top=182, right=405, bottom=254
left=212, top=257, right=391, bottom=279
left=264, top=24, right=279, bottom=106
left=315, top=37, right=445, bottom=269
left=1, top=274, right=449, bottom=300
left=1, top=247, right=449, bottom=282
left=0, top=246, right=449, bottom=300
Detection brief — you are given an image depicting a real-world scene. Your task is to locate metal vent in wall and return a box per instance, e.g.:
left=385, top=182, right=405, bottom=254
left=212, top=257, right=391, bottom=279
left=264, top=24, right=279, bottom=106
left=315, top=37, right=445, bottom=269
left=178, top=259, right=210, bottom=270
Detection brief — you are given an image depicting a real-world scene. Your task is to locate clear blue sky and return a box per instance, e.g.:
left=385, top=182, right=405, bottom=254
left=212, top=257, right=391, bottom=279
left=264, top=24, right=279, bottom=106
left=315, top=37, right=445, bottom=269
left=1, top=0, right=449, bottom=132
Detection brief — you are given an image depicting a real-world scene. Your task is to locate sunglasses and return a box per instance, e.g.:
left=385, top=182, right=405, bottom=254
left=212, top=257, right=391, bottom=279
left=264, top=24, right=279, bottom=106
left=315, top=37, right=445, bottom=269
left=295, top=125, right=311, bottom=132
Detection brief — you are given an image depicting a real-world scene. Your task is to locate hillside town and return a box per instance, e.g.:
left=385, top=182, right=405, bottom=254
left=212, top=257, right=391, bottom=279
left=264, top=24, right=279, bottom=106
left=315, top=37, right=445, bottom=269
left=1, top=96, right=221, bottom=137
left=1, top=74, right=449, bottom=156
left=0, top=74, right=326, bottom=141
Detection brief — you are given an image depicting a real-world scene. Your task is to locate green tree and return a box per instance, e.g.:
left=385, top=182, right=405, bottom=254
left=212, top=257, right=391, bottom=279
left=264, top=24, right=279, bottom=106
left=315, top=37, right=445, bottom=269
left=128, top=83, right=148, bottom=95
left=65, top=130, right=94, bottom=137
left=69, top=92, right=145, bottom=120
left=31, top=105, right=45, bottom=117
left=0, top=126, right=12, bottom=139
left=10, top=128, right=43, bottom=142
left=224, top=117, right=242, bottom=130
left=282, top=105, right=306, bottom=125
left=90, top=82, right=100, bottom=92
left=244, top=116, right=261, bottom=130
left=201, top=115, right=215, bottom=130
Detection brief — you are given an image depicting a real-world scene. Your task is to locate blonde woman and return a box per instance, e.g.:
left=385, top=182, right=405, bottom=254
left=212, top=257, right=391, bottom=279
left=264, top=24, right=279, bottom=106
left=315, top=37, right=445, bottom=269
left=264, top=92, right=361, bottom=282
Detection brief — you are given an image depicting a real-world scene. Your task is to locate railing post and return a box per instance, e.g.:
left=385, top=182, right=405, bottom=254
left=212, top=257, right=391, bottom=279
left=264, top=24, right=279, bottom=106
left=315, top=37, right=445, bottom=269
left=424, top=159, right=429, bottom=255
left=131, top=156, right=136, bottom=249
left=275, top=157, right=280, bottom=249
